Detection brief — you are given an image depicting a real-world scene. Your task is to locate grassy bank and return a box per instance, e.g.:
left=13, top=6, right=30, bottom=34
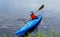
left=3, top=28, right=58, bottom=37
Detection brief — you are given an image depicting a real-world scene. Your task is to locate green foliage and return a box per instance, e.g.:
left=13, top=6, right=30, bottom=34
left=3, top=28, right=57, bottom=37
left=27, top=32, right=31, bottom=37
left=15, top=35, right=18, bottom=37
left=37, top=31, right=42, bottom=37
left=3, top=34, right=7, bottom=37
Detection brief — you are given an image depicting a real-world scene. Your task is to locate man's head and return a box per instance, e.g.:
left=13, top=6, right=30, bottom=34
left=30, top=10, right=34, bottom=14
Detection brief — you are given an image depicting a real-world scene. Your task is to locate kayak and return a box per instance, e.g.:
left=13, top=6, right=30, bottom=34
left=15, top=11, right=43, bottom=36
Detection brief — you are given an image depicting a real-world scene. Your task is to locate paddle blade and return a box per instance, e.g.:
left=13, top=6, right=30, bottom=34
left=38, top=4, right=44, bottom=10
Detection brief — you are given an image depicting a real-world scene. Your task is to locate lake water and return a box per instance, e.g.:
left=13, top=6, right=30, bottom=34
left=0, top=0, right=60, bottom=37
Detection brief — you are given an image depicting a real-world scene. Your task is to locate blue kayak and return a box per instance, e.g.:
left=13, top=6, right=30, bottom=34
left=15, top=11, right=43, bottom=36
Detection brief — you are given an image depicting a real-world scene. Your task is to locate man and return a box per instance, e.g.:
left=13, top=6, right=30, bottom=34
left=18, top=4, right=44, bottom=24
left=29, top=10, right=37, bottom=20
left=29, top=4, right=44, bottom=20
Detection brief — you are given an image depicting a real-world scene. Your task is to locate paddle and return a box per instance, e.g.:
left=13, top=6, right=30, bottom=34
left=17, top=4, right=44, bottom=22
left=38, top=4, right=44, bottom=10
left=36, top=4, right=44, bottom=13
